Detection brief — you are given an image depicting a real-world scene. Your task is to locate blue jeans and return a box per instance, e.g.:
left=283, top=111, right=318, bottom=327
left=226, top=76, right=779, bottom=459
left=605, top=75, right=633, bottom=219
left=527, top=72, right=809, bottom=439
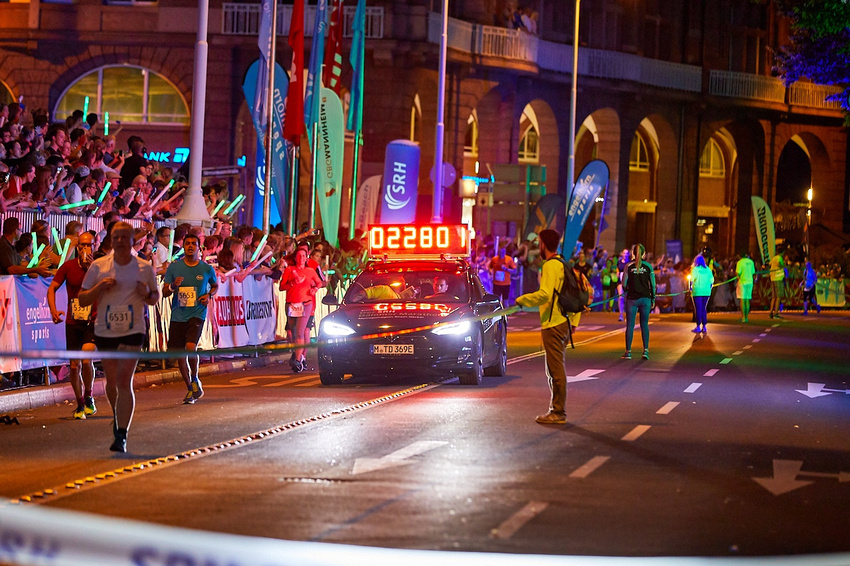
left=693, top=295, right=709, bottom=328
left=625, top=297, right=651, bottom=352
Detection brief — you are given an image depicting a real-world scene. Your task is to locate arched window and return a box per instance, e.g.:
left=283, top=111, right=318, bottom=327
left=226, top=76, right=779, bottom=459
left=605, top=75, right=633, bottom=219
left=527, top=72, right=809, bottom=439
left=0, top=81, right=13, bottom=105
left=55, top=66, right=189, bottom=125
left=699, top=138, right=726, bottom=178
left=464, top=113, right=478, bottom=158
left=409, top=94, right=421, bottom=144
left=629, top=133, right=650, bottom=172
left=518, top=124, right=539, bottom=163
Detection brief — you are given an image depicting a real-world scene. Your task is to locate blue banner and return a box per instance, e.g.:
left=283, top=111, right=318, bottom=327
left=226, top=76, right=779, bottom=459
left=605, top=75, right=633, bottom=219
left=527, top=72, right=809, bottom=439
left=16, top=277, right=67, bottom=370
left=561, top=160, right=609, bottom=257
left=380, top=140, right=420, bottom=224
left=523, top=194, right=566, bottom=242
left=242, top=59, right=289, bottom=228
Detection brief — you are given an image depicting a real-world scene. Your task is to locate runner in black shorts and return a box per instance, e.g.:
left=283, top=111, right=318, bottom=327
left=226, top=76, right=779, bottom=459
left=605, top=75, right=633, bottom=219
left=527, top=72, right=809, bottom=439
left=47, top=232, right=97, bottom=420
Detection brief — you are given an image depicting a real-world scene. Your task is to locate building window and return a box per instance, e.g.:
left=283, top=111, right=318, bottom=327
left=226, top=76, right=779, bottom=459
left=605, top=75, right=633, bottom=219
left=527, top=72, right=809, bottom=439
left=55, top=66, right=189, bottom=125
left=629, top=133, right=650, bottom=171
left=518, top=125, right=539, bottom=163
left=464, top=114, right=478, bottom=158
left=699, top=138, right=726, bottom=178
left=409, top=94, right=422, bottom=144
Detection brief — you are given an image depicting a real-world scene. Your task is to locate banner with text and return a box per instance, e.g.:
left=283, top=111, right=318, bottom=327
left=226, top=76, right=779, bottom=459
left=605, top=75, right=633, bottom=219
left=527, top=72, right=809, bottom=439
left=16, top=276, right=67, bottom=370
left=751, top=196, right=776, bottom=267
left=317, top=87, right=345, bottom=247
left=562, top=160, right=609, bottom=257
left=380, top=140, right=419, bottom=224
left=213, top=276, right=276, bottom=349
left=0, top=276, right=20, bottom=373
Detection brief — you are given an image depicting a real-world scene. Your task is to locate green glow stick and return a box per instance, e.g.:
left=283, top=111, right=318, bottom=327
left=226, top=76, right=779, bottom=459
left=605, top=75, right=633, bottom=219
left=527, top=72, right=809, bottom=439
left=250, top=233, right=268, bottom=263
left=51, top=228, right=62, bottom=251
left=97, top=182, right=112, bottom=205
left=211, top=199, right=227, bottom=216
left=167, top=229, right=175, bottom=262
left=60, top=199, right=95, bottom=210
left=27, top=232, right=44, bottom=268
left=166, top=179, right=175, bottom=190
left=59, top=241, right=70, bottom=267
left=83, top=96, right=89, bottom=118
left=104, top=111, right=109, bottom=136
left=223, top=194, right=245, bottom=216
left=173, top=248, right=185, bottom=260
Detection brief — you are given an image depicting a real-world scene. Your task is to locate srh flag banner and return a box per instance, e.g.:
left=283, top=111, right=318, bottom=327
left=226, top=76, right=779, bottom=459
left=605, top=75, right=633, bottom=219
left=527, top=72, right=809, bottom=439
left=751, top=195, right=776, bottom=266
left=252, top=139, right=283, bottom=227
left=242, top=59, right=289, bottom=227
left=284, top=0, right=305, bottom=143
left=561, top=159, right=609, bottom=257
left=304, top=0, right=328, bottom=145
left=322, top=0, right=344, bottom=95
left=255, top=0, right=275, bottom=133
left=346, top=0, right=366, bottom=133
left=380, top=140, right=419, bottom=224
left=317, top=87, right=345, bottom=247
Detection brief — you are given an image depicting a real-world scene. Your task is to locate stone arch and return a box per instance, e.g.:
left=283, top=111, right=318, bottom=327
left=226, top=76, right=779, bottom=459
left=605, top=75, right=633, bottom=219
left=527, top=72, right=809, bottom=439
left=520, top=98, right=560, bottom=196
left=0, top=79, right=13, bottom=105
left=639, top=113, right=679, bottom=254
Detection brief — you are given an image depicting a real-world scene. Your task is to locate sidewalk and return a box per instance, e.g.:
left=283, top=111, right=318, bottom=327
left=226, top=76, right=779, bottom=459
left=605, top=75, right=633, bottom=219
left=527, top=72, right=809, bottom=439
left=0, top=352, right=291, bottom=415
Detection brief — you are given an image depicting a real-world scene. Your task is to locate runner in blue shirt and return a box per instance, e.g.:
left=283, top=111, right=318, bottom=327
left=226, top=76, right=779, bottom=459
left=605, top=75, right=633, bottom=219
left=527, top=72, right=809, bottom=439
left=162, top=234, right=218, bottom=404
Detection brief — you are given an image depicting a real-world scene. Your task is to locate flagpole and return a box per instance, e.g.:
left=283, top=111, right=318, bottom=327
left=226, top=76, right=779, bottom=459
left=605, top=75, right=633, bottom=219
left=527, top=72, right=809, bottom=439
left=349, top=131, right=361, bottom=240
left=310, top=121, right=318, bottom=228
left=432, top=0, right=448, bottom=223
left=289, top=144, right=299, bottom=234
left=561, top=0, right=580, bottom=257
left=262, top=0, right=279, bottom=233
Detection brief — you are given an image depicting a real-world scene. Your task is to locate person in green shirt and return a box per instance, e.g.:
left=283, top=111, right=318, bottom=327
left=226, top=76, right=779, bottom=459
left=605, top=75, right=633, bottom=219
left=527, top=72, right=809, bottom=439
left=735, top=252, right=756, bottom=323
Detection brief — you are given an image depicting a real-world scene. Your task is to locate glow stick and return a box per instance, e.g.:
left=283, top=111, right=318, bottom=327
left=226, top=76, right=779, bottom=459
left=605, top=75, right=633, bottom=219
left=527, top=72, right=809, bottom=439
left=59, top=242, right=70, bottom=267
left=243, top=251, right=273, bottom=275
left=250, top=233, right=268, bottom=262
left=60, top=199, right=94, bottom=210
left=104, top=111, right=109, bottom=136
left=148, top=186, right=170, bottom=209
left=166, top=179, right=175, bottom=190
left=27, top=232, right=44, bottom=268
left=83, top=96, right=89, bottom=118
left=97, top=182, right=112, bottom=205
left=223, top=268, right=237, bottom=277
left=172, top=248, right=185, bottom=260
left=167, top=229, right=175, bottom=262
left=224, top=194, right=245, bottom=216
left=162, top=187, right=186, bottom=206
left=211, top=199, right=227, bottom=216
left=51, top=228, right=62, bottom=250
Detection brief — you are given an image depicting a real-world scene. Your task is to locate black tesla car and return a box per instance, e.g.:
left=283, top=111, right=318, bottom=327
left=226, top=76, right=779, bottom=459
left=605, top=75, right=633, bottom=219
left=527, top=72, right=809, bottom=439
left=317, top=258, right=508, bottom=385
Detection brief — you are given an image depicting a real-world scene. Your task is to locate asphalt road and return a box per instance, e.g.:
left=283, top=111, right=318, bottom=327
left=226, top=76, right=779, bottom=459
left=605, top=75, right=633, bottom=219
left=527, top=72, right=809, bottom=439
left=2, top=310, right=849, bottom=560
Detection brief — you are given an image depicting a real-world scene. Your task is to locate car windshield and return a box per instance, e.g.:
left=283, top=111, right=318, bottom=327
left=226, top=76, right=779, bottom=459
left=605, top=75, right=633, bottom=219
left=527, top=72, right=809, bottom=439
left=345, top=269, right=469, bottom=304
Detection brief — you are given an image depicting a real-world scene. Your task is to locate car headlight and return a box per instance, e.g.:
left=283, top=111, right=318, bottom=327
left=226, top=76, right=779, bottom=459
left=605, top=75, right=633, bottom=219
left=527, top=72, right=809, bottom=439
left=431, top=320, right=471, bottom=336
left=322, top=321, right=356, bottom=337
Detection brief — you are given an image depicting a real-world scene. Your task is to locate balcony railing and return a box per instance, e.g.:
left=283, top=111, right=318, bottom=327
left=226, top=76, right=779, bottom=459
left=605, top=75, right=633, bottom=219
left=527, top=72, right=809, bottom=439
left=708, top=70, right=785, bottom=103
left=788, top=82, right=843, bottom=110
left=221, top=3, right=384, bottom=39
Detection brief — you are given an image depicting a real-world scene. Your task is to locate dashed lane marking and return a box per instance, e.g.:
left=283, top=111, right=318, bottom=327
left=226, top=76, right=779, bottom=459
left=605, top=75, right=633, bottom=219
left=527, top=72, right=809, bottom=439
left=704, top=369, right=719, bottom=377
left=684, top=383, right=702, bottom=393
left=490, top=501, right=549, bottom=539
left=743, top=345, right=753, bottom=350
left=752, top=338, right=761, bottom=343
left=720, top=358, right=733, bottom=365
left=760, top=333, right=768, bottom=337
left=621, top=425, right=651, bottom=442
left=570, top=456, right=611, bottom=479
left=656, top=402, right=680, bottom=415
left=733, top=350, right=744, bottom=356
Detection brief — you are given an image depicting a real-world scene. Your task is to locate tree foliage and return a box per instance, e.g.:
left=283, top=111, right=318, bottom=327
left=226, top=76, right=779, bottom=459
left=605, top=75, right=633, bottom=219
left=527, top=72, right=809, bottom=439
left=773, top=0, right=850, bottom=118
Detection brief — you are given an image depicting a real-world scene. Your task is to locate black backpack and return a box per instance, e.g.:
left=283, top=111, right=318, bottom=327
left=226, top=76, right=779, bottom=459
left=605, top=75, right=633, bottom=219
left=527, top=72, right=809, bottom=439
left=547, top=256, right=590, bottom=320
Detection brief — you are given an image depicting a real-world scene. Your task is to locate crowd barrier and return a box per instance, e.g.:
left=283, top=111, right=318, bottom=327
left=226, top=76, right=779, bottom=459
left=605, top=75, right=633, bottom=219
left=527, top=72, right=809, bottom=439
left=0, top=273, right=333, bottom=375
left=2, top=210, right=148, bottom=239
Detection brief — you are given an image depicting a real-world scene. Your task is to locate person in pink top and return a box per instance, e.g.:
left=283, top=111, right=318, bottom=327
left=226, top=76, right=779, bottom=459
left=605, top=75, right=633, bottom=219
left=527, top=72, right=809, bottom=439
left=279, top=246, right=323, bottom=372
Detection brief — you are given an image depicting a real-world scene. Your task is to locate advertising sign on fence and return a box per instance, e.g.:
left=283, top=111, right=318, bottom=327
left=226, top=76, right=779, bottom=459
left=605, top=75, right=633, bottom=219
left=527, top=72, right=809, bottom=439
left=16, top=277, right=67, bottom=370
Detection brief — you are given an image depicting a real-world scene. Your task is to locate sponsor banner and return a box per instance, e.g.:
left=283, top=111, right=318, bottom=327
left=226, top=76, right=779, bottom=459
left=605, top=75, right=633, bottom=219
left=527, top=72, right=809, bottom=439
left=380, top=140, right=419, bottom=224
left=562, top=160, right=609, bottom=256
left=214, top=277, right=250, bottom=350
left=317, top=87, right=345, bottom=247
left=354, top=175, right=382, bottom=234
left=16, top=276, right=67, bottom=370
left=522, top=193, right=565, bottom=243
left=243, top=276, right=277, bottom=345
left=0, top=276, right=20, bottom=373
left=751, top=196, right=776, bottom=267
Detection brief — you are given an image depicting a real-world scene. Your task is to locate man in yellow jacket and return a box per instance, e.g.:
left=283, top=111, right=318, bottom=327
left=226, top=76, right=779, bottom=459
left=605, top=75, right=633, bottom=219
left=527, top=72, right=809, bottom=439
left=515, top=229, right=569, bottom=425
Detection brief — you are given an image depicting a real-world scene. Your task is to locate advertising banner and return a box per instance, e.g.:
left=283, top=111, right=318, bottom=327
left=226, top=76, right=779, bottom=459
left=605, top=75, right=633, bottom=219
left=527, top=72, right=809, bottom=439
left=522, top=194, right=566, bottom=243
left=562, top=160, right=609, bottom=257
left=242, top=276, right=277, bottom=345
left=380, top=140, right=420, bottom=224
left=16, top=276, right=67, bottom=370
left=354, top=175, right=382, bottom=234
left=0, top=276, right=20, bottom=373
left=214, top=277, right=250, bottom=350
left=317, top=87, right=345, bottom=247
left=751, top=196, right=776, bottom=267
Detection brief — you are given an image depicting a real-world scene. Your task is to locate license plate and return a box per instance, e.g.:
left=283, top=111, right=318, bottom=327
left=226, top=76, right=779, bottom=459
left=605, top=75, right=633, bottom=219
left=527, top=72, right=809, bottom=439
left=371, top=344, right=414, bottom=355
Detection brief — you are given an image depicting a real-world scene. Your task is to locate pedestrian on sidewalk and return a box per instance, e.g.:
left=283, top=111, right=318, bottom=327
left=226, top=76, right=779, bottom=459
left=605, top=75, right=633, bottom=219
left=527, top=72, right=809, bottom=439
left=162, top=233, right=218, bottom=404
left=79, top=222, right=159, bottom=452
left=47, top=232, right=97, bottom=419
left=621, top=243, right=655, bottom=360
left=690, top=254, right=714, bottom=334
left=735, top=251, right=756, bottom=323
left=801, top=261, right=821, bottom=315
left=515, top=229, right=569, bottom=425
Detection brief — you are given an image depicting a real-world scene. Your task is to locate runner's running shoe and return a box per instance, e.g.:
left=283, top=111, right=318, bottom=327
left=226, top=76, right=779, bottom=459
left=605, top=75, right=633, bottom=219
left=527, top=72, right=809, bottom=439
left=191, top=379, right=204, bottom=401
left=84, top=396, right=97, bottom=416
left=73, top=405, right=86, bottom=420
left=183, top=389, right=195, bottom=404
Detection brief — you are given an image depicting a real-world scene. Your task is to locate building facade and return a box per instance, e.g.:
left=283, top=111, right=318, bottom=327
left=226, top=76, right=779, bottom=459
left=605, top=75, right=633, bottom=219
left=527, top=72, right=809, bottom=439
left=1, top=0, right=847, bottom=259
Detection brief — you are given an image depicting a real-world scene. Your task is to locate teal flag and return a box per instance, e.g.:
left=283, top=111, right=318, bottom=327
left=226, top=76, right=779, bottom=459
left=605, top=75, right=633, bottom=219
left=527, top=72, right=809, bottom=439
left=346, top=0, right=365, bottom=133
left=304, top=0, right=328, bottom=145
left=317, top=87, right=345, bottom=247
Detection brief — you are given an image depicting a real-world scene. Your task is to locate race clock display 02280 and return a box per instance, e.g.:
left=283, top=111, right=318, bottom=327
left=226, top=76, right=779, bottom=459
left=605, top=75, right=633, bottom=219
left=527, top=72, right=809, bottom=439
left=368, top=225, right=468, bottom=256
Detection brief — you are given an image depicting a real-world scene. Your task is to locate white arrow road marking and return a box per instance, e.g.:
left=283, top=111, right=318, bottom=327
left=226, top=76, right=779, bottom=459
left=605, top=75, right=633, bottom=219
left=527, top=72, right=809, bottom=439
left=570, top=456, right=611, bottom=478
left=490, top=501, right=549, bottom=539
left=621, top=425, right=651, bottom=441
left=567, top=369, right=605, bottom=383
left=753, top=459, right=850, bottom=496
left=656, top=402, right=679, bottom=415
left=684, top=383, right=702, bottom=393
left=351, top=441, right=448, bottom=475
left=796, top=383, right=850, bottom=398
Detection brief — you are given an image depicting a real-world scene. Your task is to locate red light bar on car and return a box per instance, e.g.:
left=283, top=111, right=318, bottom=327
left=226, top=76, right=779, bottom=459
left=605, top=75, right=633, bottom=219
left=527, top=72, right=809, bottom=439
left=368, top=225, right=469, bottom=257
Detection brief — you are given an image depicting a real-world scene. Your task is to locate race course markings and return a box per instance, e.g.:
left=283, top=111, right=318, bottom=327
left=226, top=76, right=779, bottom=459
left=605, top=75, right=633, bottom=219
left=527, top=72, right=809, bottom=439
left=656, top=402, right=679, bottom=415
left=684, top=383, right=702, bottom=393
left=490, top=501, right=549, bottom=539
left=704, top=369, right=719, bottom=377
left=621, top=425, right=651, bottom=442
left=570, top=456, right=611, bottom=479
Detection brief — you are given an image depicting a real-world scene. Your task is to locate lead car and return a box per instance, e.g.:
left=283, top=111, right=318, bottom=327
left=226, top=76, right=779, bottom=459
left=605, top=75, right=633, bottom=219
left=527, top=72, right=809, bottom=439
left=317, top=257, right=508, bottom=386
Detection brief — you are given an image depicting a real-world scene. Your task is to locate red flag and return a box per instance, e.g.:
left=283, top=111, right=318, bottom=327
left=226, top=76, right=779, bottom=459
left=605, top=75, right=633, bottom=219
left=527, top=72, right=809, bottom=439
left=284, top=0, right=305, bottom=142
left=322, top=0, right=344, bottom=95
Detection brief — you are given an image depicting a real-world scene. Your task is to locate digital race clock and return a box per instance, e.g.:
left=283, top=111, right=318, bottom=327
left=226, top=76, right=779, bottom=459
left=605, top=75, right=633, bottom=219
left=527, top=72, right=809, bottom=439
left=368, top=224, right=469, bottom=256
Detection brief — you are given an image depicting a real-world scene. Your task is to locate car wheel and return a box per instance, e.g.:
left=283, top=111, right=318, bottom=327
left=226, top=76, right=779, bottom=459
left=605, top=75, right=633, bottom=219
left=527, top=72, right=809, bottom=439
left=319, top=371, right=344, bottom=385
left=459, top=330, right=484, bottom=385
left=485, top=321, right=507, bottom=377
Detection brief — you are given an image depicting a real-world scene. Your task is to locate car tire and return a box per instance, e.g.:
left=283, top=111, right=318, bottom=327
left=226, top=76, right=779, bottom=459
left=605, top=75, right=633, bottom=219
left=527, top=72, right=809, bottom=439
left=484, top=321, right=507, bottom=377
left=319, top=371, right=344, bottom=385
left=459, top=330, right=484, bottom=386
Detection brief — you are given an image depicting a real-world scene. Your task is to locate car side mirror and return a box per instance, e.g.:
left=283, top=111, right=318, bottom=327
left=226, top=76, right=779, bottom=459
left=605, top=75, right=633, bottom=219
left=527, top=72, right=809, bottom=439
left=322, top=294, right=339, bottom=306
left=483, top=293, right=500, bottom=302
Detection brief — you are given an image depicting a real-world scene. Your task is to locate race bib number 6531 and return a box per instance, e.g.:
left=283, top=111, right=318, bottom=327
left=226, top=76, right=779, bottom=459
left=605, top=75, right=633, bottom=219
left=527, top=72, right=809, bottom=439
left=106, top=305, right=134, bottom=333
